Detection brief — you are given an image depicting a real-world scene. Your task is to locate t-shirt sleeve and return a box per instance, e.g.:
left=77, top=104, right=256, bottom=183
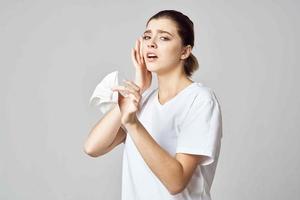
left=176, top=94, right=222, bottom=166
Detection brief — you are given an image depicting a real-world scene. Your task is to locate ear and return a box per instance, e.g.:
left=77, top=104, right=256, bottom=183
left=180, top=45, right=192, bottom=60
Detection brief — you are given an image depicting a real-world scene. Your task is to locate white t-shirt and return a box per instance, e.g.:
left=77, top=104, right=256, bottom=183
left=121, top=82, right=223, bottom=200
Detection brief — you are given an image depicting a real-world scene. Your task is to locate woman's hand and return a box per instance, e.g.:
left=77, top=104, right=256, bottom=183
left=111, top=80, right=142, bottom=126
left=132, top=37, right=152, bottom=95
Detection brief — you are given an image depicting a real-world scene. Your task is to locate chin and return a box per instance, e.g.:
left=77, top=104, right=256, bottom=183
left=146, top=64, right=167, bottom=75
left=145, top=63, right=158, bottom=71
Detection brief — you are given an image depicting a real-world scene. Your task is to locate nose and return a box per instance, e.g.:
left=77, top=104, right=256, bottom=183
left=147, top=38, right=157, bottom=48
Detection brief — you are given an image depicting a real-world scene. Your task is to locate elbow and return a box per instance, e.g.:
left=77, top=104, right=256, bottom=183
left=84, top=148, right=97, bottom=158
left=167, top=180, right=185, bottom=196
left=83, top=146, right=96, bottom=157
left=169, top=186, right=184, bottom=196
left=168, top=166, right=186, bottom=195
left=83, top=143, right=101, bottom=158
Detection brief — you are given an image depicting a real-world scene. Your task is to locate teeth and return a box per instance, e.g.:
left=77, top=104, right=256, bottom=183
left=147, top=53, right=157, bottom=58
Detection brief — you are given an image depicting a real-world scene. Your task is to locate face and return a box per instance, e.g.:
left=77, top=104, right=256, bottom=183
left=141, top=18, right=190, bottom=74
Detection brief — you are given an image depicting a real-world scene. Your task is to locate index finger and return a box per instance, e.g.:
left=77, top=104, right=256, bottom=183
left=123, top=80, right=141, bottom=92
left=139, top=37, right=144, bottom=61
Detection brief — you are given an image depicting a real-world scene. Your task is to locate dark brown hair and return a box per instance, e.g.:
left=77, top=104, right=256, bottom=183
left=146, top=10, right=199, bottom=77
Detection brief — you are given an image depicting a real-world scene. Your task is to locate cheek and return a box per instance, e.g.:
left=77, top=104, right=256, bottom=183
left=161, top=44, right=181, bottom=61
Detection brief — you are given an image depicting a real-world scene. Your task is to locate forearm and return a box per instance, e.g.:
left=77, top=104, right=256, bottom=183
left=124, top=120, right=184, bottom=194
left=84, top=104, right=122, bottom=155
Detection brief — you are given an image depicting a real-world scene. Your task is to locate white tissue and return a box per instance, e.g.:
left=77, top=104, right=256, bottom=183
left=89, top=70, right=120, bottom=114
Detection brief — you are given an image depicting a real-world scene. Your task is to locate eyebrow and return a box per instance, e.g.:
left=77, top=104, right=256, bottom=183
left=143, top=29, right=174, bottom=37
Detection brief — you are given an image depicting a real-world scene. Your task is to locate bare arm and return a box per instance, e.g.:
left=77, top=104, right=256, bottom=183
left=84, top=104, right=126, bottom=157
left=124, top=120, right=204, bottom=195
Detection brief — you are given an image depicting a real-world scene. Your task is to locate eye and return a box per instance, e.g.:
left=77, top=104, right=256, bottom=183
left=142, top=35, right=150, bottom=40
left=142, top=35, right=170, bottom=41
left=160, top=37, right=169, bottom=41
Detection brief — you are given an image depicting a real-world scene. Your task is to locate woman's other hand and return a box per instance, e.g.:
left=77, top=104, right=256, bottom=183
left=111, top=80, right=141, bottom=125
left=131, top=37, right=152, bottom=95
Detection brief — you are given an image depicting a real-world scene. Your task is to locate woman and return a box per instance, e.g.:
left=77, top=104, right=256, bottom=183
left=85, top=10, right=223, bottom=200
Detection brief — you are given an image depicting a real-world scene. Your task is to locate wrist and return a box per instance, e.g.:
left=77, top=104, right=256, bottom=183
left=124, top=118, right=140, bottom=131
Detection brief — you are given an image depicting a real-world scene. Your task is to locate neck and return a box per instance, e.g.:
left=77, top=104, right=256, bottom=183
left=156, top=65, right=194, bottom=100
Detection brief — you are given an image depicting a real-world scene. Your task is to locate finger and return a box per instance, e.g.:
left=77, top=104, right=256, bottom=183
left=123, top=81, right=142, bottom=98
left=129, top=93, right=139, bottom=104
left=114, top=88, right=139, bottom=102
left=125, top=87, right=141, bottom=101
left=113, top=84, right=139, bottom=96
left=139, top=37, right=145, bottom=65
left=135, top=39, right=141, bottom=64
left=111, top=86, right=128, bottom=97
left=112, top=85, right=130, bottom=91
left=131, top=48, right=138, bottom=66
left=115, top=89, right=129, bottom=98
left=121, top=91, right=129, bottom=97
left=132, top=97, right=139, bottom=108
left=137, top=39, right=143, bottom=64
left=112, top=86, right=140, bottom=101
left=123, top=80, right=141, bottom=92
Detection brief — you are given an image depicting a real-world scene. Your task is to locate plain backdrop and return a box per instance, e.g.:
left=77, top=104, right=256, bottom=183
left=1, top=0, right=299, bottom=199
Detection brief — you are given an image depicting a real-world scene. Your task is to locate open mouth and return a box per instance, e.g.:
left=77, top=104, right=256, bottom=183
left=146, top=53, right=158, bottom=62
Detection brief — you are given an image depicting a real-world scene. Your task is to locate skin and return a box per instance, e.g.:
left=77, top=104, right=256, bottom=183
left=111, top=18, right=207, bottom=195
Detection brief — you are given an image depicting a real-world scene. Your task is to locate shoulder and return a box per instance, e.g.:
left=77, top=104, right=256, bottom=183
left=180, top=82, right=222, bottom=130
left=190, top=82, right=219, bottom=104
left=184, top=82, right=222, bottom=119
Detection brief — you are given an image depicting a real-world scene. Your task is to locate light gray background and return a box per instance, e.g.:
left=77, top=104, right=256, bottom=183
left=1, top=0, right=299, bottom=199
